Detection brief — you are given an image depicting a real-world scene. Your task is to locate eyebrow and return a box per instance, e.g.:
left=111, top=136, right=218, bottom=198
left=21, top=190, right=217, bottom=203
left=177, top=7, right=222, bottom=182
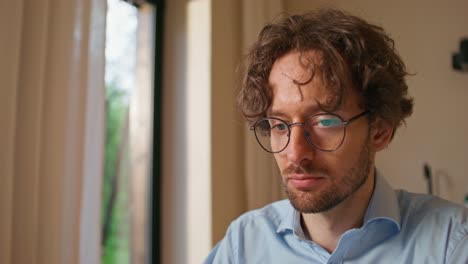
left=267, top=104, right=324, bottom=119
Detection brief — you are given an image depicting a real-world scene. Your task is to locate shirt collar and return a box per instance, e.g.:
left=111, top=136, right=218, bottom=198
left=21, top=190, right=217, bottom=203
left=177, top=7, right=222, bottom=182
left=276, top=202, right=296, bottom=233
left=363, top=170, right=401, bottom=229
left=276, top=170, right=401, bottom=234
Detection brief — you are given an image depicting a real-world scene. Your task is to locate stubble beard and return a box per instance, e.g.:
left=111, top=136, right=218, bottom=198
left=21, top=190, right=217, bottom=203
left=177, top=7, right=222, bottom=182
left=284, top=137, right=372, bottom=214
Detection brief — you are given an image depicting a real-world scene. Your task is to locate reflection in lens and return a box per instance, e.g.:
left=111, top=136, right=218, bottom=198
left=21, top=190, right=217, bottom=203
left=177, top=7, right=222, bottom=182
left=305, top=115, right=344, bottom=151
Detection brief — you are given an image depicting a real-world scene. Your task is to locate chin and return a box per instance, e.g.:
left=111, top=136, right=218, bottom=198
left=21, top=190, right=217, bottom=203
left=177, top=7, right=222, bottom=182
left=286, top=186, right=345, bottom=213
left=285, top=137, right=373, bottom=214
left=285, top=168, right=370, bottom=214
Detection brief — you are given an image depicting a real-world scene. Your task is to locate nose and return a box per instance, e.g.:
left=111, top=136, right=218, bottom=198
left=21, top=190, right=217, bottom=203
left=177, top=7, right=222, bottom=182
left=283, top=125, right=315, bottom=166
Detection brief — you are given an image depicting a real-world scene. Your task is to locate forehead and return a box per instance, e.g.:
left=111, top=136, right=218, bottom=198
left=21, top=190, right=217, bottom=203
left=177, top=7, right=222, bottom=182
left=270, top=50, right=321, bottom=81
left=267, top=50, right=359, bottom=117
left=268, top=51, right=331, bottom=112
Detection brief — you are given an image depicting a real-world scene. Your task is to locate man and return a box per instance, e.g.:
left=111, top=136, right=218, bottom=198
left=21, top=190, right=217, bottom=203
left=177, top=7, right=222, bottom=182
left=206, top=8, right=468, bottom=263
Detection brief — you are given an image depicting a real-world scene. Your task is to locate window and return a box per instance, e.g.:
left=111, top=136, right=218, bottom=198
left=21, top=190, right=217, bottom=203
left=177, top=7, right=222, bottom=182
left=102, top=0, right=162, bottom=263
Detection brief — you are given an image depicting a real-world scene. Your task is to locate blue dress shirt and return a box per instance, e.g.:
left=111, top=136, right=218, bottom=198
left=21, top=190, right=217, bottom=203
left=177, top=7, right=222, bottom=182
left=205, top=174, right=468, bottom=263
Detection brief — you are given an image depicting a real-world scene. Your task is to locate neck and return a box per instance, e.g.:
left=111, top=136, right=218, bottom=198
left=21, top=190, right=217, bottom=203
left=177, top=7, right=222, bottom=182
left=301, top=168, right=376, bottom=253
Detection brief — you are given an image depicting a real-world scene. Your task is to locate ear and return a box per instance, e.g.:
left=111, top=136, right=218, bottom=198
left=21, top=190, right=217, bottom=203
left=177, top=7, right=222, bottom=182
left=370, top=118, right=394, bottom=152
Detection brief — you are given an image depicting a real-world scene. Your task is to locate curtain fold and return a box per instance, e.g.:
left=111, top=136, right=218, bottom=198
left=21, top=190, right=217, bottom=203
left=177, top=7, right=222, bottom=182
left=0, top=0, right=106, bottom=263
left=0, top=1, right=22, bottom=263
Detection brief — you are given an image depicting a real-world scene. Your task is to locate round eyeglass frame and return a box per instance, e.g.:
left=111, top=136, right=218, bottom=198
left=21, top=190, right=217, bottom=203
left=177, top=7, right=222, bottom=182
left=250, top=111, right=369, bottom=153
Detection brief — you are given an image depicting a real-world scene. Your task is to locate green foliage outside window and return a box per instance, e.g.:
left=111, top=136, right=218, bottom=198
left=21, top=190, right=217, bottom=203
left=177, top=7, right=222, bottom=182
left=102, top=82, right=131, bottom=264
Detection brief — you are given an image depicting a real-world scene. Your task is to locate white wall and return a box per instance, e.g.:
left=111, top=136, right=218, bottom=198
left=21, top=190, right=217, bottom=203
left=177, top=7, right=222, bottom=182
left=162, top=0, right=212, bottom=263
left=285, top=0, right=468, bottom=204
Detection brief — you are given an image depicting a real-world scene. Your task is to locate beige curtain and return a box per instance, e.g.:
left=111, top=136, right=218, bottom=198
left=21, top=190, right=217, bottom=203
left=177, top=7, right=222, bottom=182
left=0, top=0, right=106, bottom=263
left=242, top=0, right=287, bottom=211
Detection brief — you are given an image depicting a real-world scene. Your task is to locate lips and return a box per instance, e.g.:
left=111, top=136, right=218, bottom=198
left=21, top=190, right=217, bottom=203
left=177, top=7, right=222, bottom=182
left=287, top=174, right=324, bottom=190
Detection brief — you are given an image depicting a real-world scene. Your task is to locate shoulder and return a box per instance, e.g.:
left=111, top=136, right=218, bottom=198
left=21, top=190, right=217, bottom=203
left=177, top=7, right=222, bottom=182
left=204, top=200, right=292, bottom=263
left=229, top=199, right=291, bottom=231
left=396, top=190, right=468, bottom=256
left=396, top=190, right=468, bottom=225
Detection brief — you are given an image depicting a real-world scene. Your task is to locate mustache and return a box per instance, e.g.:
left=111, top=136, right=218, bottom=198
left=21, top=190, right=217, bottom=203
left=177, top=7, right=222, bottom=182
left=281, top=163, right=326, bottom=177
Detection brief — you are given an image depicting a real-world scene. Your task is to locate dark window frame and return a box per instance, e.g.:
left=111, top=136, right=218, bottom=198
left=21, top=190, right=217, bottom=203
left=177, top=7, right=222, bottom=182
left=150, top=1, right=164, bottom=264
left=124, top=0, right=164, bottom=263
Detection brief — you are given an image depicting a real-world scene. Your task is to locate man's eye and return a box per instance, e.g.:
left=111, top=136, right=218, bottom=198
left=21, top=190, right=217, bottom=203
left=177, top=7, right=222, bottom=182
left=272, top=123, right=288, bottom=131
left=316, top=117, right=341, bottom=128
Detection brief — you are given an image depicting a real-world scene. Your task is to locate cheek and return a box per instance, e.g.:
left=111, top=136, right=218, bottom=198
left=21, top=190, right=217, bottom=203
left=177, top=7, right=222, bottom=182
left=273, top=153, right=287, bottom=173
left=326, top=153, right=349, bottom=177
left=331, top=134, right=369, bottom=170
left=317, top=153, right=341, bottom=176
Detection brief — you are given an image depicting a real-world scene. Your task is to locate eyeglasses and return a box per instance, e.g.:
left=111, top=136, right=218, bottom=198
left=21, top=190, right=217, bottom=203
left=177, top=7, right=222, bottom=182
left=250, top=111, right=368, bottom=153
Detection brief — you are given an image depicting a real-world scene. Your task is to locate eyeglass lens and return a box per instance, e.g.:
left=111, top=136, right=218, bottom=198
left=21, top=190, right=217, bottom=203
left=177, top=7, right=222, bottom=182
left=253, top=114, right=346, bottom=153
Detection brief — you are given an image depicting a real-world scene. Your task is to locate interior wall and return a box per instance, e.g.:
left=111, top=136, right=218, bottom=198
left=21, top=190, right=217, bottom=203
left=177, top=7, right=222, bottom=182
left=162, top=0, right=212, bottom=263
left=285, top=0, right=468, bottom=204
left=163, top=0, right=247, bottom=261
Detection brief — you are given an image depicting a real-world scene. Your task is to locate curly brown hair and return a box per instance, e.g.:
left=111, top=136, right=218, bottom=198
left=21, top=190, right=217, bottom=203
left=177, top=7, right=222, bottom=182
left=238, top=8, right=413, bottom=132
